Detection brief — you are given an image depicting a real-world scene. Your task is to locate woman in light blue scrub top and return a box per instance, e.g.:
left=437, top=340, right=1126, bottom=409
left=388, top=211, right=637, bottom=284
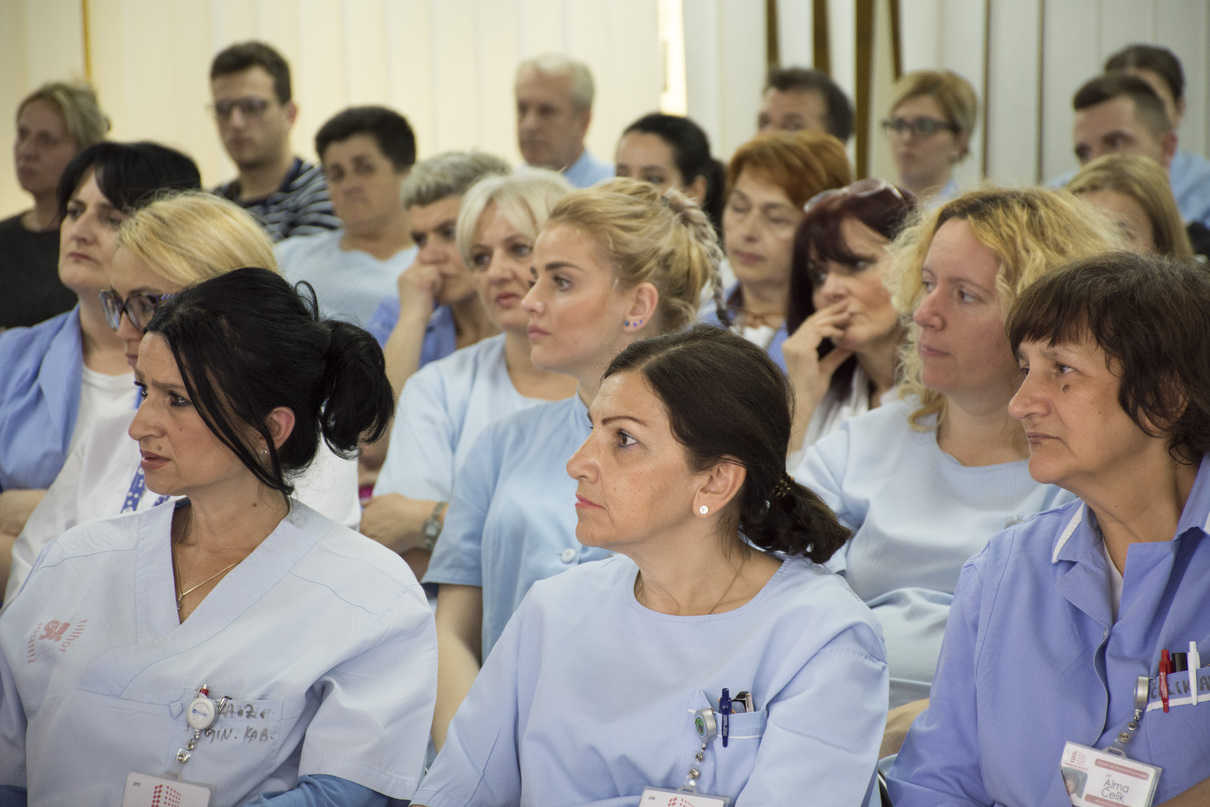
left=364, top=168, right=577, bottom=570
left=413, top=326, right=888, bottom=807
left=425, top=178, right=723, bottom=750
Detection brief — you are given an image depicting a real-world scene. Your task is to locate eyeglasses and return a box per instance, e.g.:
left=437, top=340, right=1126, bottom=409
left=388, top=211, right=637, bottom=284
left=881, top=117, right=960, bottom=138
left=804, top=178, right=907, bottom=214
left=207, top=97, right=273, bottom=121
left=99, top=289, right=174, bottom=332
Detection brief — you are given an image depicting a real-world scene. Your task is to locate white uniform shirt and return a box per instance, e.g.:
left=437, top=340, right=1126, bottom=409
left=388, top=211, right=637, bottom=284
left=0, top=502, right=436, bottom=805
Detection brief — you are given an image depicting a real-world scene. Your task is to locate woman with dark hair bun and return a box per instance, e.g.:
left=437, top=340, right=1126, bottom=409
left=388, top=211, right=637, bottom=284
left=0, top=268, right=436, bottom=805
left=783, top=179, right=915, bottom=463
left=616, top=112, right=726, bottom=234
left=414, top=325, right=887, bottom=807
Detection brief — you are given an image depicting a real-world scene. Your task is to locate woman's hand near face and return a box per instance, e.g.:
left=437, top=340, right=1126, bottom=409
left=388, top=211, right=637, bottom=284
left=783, top=301, right=854, bottom=453
left=382, top=259, right=444, bottom=400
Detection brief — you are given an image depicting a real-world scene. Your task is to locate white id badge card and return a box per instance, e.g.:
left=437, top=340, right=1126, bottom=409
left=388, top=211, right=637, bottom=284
left=122, top=772, right=214, bottom=807
left=1060, top=742, right=1161, bottom=807
left=639, top=787, right=731, bottom=806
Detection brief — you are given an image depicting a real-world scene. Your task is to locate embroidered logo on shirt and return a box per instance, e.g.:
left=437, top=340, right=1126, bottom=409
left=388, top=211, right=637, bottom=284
left=25, top=618, right=88, bottom=662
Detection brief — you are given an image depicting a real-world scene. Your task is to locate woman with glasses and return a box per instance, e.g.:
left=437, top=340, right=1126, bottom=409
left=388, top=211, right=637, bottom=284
left=793, top=188, right=1124, bottom=753
left=882, top=70, right=977, bottom=206
left=5, top=191, right=361, bottom=602
left=0, top=141, right=199, bottom=582
left=710, top=130, right=852, bottom=369
left=0, top=267, right=435, bottom=806
left=782, top=179, right=915, bottom=466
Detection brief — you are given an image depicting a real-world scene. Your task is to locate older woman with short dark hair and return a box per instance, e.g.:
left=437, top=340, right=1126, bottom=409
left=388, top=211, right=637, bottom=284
left=889, top=251, right=1210, bottom=805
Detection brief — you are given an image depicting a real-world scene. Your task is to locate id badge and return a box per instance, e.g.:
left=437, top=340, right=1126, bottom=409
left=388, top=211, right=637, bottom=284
left=1060, top=742, right=1161, bottom=807
left=122, top=772, right=213, bottom=807
left=639, top=786, right=731, bottom=806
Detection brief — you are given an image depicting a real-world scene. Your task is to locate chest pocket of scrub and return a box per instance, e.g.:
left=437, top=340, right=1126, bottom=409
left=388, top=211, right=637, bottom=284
left=680, top=689, right=768, bottom=797
left=1141, top=669, right=1210, bottom=776
left=176, top=692, right=285, bottom=788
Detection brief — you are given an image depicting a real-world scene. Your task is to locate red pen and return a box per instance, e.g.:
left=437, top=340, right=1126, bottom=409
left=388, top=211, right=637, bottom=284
left=1160, top=649, right=1171, bottom=712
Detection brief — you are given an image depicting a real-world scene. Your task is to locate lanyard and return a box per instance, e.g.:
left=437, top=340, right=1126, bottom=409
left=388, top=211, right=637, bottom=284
left=122, top=467, right=170, bottom=513
left=1106, top=675, right=1151, bottom=759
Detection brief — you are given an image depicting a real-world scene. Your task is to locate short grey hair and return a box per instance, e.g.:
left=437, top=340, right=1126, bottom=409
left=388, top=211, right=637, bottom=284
left=399, top=151, right=511, bottom=210
left=456, top=167, right=574, bottom=267
left=516, top=54, right=594, bottom=113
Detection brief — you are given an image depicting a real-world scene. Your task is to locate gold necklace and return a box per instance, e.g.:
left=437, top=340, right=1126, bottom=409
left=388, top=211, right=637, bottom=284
left=172, top=507, right=240, bottom=615
left=634, top=553, right=749, bottom=615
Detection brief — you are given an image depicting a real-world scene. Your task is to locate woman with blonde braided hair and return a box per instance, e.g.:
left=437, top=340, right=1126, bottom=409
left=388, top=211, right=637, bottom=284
left=425, top=178, right=723, bottom=749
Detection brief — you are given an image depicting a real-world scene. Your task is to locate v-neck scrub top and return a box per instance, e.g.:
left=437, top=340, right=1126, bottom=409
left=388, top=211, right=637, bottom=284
left=0, top=502, right=437, bottom=805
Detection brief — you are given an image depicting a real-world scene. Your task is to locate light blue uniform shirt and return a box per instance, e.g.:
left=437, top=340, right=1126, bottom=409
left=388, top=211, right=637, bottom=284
left=276, top=229, right=417, bottom=329
left=364, top=297, right=457, bottom=365
left=415, top=554, right=888, bottom=807
left=0, top=502, right=436, bottom=805
left=373, top=334, right=551, bottom=501
left=558, top=149, right=614, bottom=189
left=889, top=456, right=1210, bottom=806
left=794, top=398, right=1073, bottom=707
left=423, top=395, right=611, bottom=658
left=0, top=309, right=81, bottom=492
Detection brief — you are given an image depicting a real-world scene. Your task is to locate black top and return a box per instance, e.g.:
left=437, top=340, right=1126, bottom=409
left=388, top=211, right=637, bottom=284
left=1187, top=221, right=1210, bottom=263
left=0, top=213, right=74, bottom=330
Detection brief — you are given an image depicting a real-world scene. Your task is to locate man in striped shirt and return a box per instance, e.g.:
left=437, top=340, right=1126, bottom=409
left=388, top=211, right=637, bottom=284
left=209, top=41, right=339, bottom=242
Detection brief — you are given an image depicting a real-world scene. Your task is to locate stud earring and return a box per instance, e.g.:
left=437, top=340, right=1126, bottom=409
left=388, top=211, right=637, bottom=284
left=260, top=448, right=269, bottom=455
left=698, top=505, right=709, bottom=515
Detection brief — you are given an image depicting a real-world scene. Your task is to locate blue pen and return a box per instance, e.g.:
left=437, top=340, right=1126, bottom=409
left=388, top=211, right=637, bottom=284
left=719, top=688, right=731, bottom=748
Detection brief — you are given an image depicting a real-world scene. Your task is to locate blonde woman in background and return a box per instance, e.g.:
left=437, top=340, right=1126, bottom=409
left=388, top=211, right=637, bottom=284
left=363, top=169, right=578, bottom=576
left=1067, top=153, right=1195, bottom=258
left=426, top=179, right=721, bottom=749
left=2, top=81, right=109, bottom=329
left=5, top=191, right=360, bottom=603
left=794, top=187, right=1125, bottom=753
left=883, top=70, right=978, bottom=206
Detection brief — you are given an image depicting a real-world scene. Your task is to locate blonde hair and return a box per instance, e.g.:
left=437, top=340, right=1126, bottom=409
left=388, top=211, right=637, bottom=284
left=890, top=70, right=978, bottom=159
left=1067, top=154, right=1194, bottom=259
left=19, top=81, right=109, bottom=150
left=888, top=186, right=1126, bottom=428
left=116, top=191, right=277, bottom=287
left=545, top=177, right=723, bottom=333
left=456, top=167, right=573, bottom=268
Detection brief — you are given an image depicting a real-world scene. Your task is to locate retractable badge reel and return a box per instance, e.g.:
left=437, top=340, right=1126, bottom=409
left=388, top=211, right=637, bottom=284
left=1059, top=675, right=1162, bottom=807
left=638, top=708, right=731, bottom=807
left=121, top=684, right=223, bottom=807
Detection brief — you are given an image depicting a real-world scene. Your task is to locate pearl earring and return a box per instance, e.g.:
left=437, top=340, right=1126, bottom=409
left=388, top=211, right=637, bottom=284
left=261, top=448, right=269, bottom=455
left=699, top=505, right=709, bottom=515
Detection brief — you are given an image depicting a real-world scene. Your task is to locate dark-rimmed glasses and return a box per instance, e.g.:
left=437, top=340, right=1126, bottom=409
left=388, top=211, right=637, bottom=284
left=207, top=97, right=273, bottom=121
left=881, top=117, right=960, bottom=138
left=99, top=289, right=174, bottom=332
left=804, top=178, right=907, bottom=214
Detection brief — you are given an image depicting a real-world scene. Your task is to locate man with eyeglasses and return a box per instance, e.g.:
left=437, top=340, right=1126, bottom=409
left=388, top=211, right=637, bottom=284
left=209, top=41, right=339, bottom=242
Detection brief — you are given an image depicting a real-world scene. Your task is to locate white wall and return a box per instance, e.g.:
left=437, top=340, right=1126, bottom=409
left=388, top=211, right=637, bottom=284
left=0, top=0, right=663, bottom=217
left=2, top=0, right=1208, bottom=217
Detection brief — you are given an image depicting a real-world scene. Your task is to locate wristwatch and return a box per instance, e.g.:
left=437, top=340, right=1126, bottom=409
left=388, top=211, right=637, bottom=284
left=422, top=501, right=447, bottom=552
